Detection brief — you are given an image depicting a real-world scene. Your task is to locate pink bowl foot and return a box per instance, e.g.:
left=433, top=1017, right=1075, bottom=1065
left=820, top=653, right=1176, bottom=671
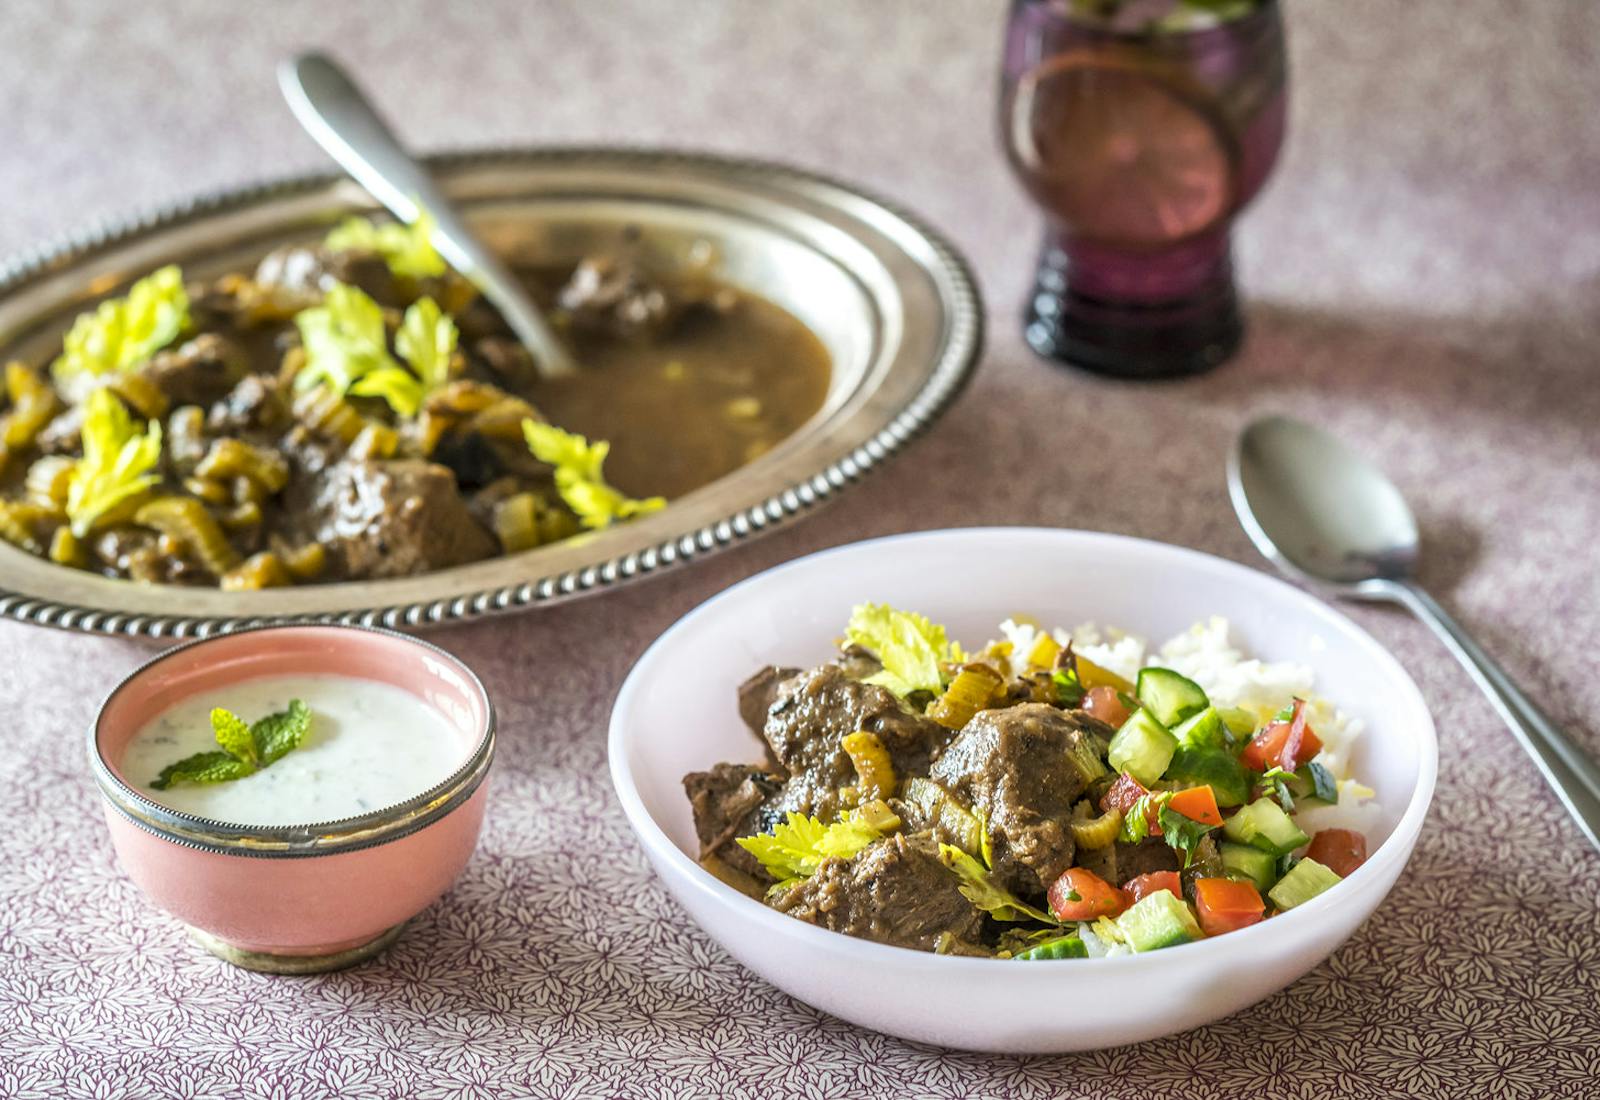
left=186, top=920, right=407, bottom=974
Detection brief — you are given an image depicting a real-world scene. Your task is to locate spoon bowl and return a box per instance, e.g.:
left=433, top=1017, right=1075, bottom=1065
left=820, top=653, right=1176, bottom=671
left=1230, top=416, right=1419, bottom=590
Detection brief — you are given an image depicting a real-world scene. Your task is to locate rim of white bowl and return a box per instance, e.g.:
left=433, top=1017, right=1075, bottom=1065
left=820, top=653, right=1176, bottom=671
left=609, top=526, right=1439, bottom=970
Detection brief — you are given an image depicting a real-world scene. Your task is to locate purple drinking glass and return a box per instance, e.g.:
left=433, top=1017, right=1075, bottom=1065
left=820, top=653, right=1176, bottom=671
left=1001, top=0, right=1287, bottom=378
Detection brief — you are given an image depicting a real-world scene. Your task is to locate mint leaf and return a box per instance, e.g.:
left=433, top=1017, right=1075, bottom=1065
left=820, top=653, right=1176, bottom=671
left=150, top=750, right=255, bottom=790
left=210, top=707, right=257, bottom=765
left=252, top=698, right=311, bottom=765
left=150, top=700, right=313, bottom=790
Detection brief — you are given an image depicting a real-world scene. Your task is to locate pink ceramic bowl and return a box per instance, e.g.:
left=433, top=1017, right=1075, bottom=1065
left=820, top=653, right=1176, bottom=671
left=90, top=624, right=495, bottom=973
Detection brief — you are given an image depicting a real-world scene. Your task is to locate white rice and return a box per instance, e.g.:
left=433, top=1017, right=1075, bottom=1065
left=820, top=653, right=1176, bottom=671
left=992, top=616, right=1379, bottom=835
left=1076, top=920, right=1130, bottom=959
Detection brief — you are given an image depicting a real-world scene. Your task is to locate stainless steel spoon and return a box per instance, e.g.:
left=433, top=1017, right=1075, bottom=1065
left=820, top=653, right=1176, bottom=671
left=278, top=52, right=577, bottom=379
left=1230, top=415, right=1600, bottom=853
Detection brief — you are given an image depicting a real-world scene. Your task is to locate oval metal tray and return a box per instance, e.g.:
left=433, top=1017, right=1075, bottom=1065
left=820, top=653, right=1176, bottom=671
left=0, top=148, right=982, bottom=637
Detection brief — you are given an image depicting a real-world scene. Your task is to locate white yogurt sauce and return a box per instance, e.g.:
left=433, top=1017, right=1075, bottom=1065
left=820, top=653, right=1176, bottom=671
left=123, top=675, right=468, bottom=826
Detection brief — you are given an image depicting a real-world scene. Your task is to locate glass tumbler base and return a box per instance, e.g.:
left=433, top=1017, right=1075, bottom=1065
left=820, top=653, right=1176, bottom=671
left=1022, top=245, right=1243, bottom=380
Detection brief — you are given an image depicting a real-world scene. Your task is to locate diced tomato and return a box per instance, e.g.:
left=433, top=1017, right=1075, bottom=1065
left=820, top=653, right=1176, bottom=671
left=1194, top=878, right=1265, bottom=936
left=1240, top=701, right=1324, bottom=772
left=1048, top=867, right=1130, bottom=921
left=1100, top=772, right=1150, bottom=815
left=1239, top=724, right=1282, bottom=771
left=1305, top=829, right=1368, bottom=878
left=1280, top=699, right=1315, bottom=772
left=1166, top=785, right=1223, bottom=826
left=1082, top=685, right=1132, bottom=728
left=1100, top=772, right=1162, bottom=835
left=1124, top=871, right=1181, bottom=903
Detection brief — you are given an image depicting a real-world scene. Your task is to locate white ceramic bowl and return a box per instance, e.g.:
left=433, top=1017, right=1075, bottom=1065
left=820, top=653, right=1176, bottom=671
left=609, top=528, right=1437, bottom=1053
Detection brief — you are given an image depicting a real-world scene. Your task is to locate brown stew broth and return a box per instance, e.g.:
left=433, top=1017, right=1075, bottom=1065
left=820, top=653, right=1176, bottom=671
left=523, top=270, right=831, bottom=500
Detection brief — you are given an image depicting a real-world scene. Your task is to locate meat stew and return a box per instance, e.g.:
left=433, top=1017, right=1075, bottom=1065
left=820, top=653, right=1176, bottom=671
left=0, top=218, right=830, bottom=589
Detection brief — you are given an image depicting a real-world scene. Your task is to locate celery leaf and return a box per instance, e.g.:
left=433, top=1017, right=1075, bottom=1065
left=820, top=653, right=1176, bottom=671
left=845, top=603, right=959, bottom=697
left=293, top=282, right=399, bottom=397
left=937, top=843, right=1059, bottom=924
left=51, top=265, right=189, bottom=384
left=735, top=812, right=883, bottom=881
left=350, top=296, right=459, bottom=417
left=522, top=419, right=666, bottom=530
left=64, top=389, right=163, bottom=538
left=324, top=210, right=447, bottom=278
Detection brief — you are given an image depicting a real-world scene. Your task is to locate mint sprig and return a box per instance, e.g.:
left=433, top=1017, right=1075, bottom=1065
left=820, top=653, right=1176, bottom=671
left=251, top=699, right=312, bottom=765
left=149, top=699, right=311, bottom=790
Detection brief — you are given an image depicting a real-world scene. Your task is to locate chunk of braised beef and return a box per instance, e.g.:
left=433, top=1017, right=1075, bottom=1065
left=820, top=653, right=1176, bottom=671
left=143, top=334, right=248, bottom=408
left=834, top=644, right=884, bottom=683
left=254, top=244, right=397, bottom=307
left=737, top=665, right=801, bottom=738
left=294, top=458, right=498, bottom=579
left=207, top=374, right=290, bottom=436
left=769, top=832, right=986, bottom=953
left=761, top=663, right=953, bottom=823
left=555, top=252, right=682, bottom=342
left=683, top=762, right=785, bottom=879
left=34, top=405, right=85, bottom=455
left=928, top=703, right=1097, bottom=896
left=1073, top=837, right=1181, bottom=888
left=90, top=525, right=200, bottom=584
left=468, top=336, right=543, bottom=393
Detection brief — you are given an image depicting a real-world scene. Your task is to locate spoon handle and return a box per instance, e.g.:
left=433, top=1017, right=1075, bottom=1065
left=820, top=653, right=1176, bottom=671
left=278, top=53, right=576, bottom=379
left=1389, top=579, right=1600, bottom=852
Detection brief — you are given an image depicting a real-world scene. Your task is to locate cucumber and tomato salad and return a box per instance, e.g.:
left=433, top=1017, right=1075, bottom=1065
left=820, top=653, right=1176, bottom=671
left=1019, top=665, right=1371, bottom=958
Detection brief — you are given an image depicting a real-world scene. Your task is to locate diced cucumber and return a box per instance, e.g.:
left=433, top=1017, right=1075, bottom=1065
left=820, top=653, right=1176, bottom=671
left=1222, top=798, right=1310, bottom=857
left=1280, top=764, right=1336, bottom=805
left=1220, top=841, right=1279, bottom=893
left=1107, top=709, right=1178, bottom=787
left=1136, top=667, right=1210, bottom=728
left=1012, top=934, right=1089, bottom=961
left=1218, top=706, right=1258, bottom=739
left=1116, top=889, right=1203, bottom=952
left=1268, top=858, right=1343, bottom=910
left=1172, top=706, right=1227, bottom=750
left=1166, top=744, right=1251, bottom=807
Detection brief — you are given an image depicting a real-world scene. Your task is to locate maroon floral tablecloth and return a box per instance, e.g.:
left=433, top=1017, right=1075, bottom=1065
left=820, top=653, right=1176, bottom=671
left=3, top=2, right=1599, bottom=1097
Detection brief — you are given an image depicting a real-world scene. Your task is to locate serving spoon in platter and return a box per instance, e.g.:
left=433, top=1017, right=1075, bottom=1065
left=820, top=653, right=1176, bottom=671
left=278, top=52, right=578, bottom=380
left=1229, top=415, right=1600, bottom=854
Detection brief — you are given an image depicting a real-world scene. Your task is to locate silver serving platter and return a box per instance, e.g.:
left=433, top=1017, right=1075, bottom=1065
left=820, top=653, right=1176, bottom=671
left=0, top=149, right=982, bottom=637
